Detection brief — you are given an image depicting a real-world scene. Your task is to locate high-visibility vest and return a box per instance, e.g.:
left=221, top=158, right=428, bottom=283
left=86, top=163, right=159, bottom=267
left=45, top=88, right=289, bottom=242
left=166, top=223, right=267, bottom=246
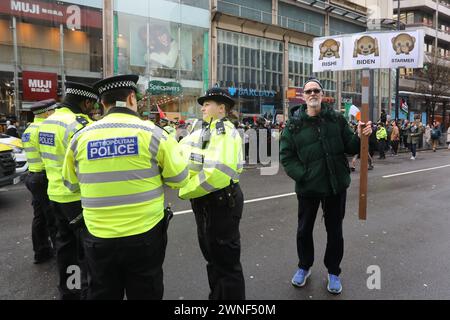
left=164, top=125, right=176, bottom=138
left=62, top=110, right=189, bottom=238
left=376, top=127, right=387, bottom=140
left=178, top=118, right=243, bottom=200
left=39, top=107, right=92, bottom=203
left=22, top=117, right=45, bottom=173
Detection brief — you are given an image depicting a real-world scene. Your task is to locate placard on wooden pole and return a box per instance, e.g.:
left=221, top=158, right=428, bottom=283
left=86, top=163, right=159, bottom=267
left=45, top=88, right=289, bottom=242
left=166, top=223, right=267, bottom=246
left=312, top=29, right=425, bottom=221
left=359, top=69, right=370, bottom=220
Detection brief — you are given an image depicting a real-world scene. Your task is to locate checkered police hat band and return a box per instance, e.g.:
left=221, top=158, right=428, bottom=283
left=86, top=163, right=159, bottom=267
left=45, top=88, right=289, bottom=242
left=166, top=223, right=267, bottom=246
left=66, top=88, right=98, bottom=100
left=33, top=105, right=56, bottom=115
left=98, top=81, right=137, bottom=95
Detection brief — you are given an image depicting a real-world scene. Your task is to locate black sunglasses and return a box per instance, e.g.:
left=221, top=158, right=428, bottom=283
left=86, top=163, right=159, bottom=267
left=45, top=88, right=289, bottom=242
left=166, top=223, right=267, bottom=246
left=304, top=88, right=322, bottom=95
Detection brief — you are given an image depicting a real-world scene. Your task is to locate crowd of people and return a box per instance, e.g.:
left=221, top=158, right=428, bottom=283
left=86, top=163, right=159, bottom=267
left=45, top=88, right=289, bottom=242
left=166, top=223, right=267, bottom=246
left=347, top=116, right=448, bottom=169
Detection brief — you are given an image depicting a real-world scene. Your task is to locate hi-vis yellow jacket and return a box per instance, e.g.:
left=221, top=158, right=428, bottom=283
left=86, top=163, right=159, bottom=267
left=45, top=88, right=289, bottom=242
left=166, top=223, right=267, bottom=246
left=39, top=107, right=92, bottom=203
left=22, top=117, right=45, bottom=173
left=164, top=125, right=176, bottom=139
left=376, top=126, right=387, bottom=140
left=62, top=109, right=189, bottom=238
left=178, top=118, right=243, bottom=200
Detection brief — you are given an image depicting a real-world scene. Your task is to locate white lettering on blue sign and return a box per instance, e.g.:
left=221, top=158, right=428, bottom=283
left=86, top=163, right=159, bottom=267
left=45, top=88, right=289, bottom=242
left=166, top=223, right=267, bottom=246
left=39, top=132, right=55, bottom=146
left=87, top=136, right=139, bottom=160
left=22, top=133, right=31, bottom=143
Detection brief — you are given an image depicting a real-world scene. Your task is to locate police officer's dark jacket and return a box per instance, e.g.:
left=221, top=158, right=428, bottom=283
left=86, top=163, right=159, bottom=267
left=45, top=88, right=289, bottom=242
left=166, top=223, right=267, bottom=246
left=280, top=104, right=360, bottom=197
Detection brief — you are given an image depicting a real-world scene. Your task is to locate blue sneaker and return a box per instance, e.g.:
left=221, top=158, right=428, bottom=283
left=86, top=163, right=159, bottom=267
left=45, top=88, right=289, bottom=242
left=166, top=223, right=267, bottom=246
left=327, top=274, right=342, bottom=294
left=291, top=268, right=311, bottom=287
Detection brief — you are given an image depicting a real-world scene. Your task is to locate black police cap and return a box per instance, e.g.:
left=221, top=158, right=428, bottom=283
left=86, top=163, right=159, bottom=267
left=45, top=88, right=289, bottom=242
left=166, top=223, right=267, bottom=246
left=93, top=74, right=139, bottom=97
left=65, top=82, right=98, bottom=101
left=197, top=87, right=235, bottom=108
left=30, top=99, right=57, bottom=115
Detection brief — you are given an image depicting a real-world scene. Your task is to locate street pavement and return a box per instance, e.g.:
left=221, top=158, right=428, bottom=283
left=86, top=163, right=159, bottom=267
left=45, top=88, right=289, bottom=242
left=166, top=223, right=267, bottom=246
left=1, top=148, right=450, bottom=300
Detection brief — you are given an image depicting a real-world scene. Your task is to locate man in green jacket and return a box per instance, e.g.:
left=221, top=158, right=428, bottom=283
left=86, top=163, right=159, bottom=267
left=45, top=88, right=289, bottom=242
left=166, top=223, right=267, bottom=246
left=280, top=78, right=372, bottom=294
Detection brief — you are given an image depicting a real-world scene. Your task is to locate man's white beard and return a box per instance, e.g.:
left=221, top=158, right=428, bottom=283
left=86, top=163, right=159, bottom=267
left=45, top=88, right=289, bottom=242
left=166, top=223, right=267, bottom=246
left=308, top=99, right=321, bottom=108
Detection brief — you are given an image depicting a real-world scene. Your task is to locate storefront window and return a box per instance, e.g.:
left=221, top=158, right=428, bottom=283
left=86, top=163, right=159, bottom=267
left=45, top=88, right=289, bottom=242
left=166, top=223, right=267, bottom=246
left=217, top=30, right=284, bottom=120
left=342, top=70, right=362, bottom=109
left=0, top=1, right=103, bottom=121
left=114, top=0, right=210, bottom=120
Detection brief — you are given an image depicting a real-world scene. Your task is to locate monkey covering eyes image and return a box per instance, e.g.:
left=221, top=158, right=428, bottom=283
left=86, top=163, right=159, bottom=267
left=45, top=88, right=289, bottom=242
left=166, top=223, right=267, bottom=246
left=319, top=39, right=340, bottom=60
left=353, top=36, right=379, bottom=57
left=391, top=33, right=416, bottom=55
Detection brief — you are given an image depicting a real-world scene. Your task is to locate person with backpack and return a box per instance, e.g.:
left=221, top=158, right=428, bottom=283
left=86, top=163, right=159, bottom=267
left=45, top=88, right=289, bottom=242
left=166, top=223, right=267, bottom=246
left=430, top=121, right=442, bottom=152
left=280, top=78, right=372, bottom=295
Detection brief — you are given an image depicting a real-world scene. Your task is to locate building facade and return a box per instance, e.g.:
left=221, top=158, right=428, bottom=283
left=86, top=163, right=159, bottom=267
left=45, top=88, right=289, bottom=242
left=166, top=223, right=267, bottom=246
left=1, top=0, right=399, bottom=126
left=394, top=0, right=450, bottom=128
left=0, top=0, right=104, bottom=125
left=113, top=0, right=210, bottom=120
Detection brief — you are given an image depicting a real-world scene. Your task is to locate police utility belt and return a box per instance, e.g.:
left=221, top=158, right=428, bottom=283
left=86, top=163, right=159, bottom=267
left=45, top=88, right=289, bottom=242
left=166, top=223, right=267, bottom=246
left=191, top=180, right=239, bottom=208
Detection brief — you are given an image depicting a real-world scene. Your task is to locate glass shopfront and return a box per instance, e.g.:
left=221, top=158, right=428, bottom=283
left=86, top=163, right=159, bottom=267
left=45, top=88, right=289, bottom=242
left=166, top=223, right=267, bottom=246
left=0, top=0, right=103, bottom=122
left=114, top=0, right=209, bottom=120
left=216, top=29, right=284, bottom=120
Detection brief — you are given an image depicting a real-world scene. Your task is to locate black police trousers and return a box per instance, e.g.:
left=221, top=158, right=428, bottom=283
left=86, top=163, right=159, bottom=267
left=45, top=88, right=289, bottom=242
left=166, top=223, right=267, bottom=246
left=191, top=183, right=246, bottom=300
left=83, top=218, right=168, bottom=300
left=24, top=172, right=57, bottom=260
left=296, top=191, right=346, bottom=276
left=52, top=200, right=87, bottom=300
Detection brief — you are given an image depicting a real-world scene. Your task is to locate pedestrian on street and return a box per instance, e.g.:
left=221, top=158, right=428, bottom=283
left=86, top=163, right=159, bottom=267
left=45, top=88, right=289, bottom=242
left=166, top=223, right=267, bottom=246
left=350, top=123, right=373, bottom=171
left=401, top=119, right=409, bottom=149
left=22, top=99, right=58, bottom=264
left=390, top=120, right=400, bottom=156
left=424, top=124, right=431, bottom=149
left=38, top=82, right=97, bottom=300
left=178, top=87, right=245, bottom=300
left=447, top=126, right=450, bottom=150
left=430, top=121, right=442, bottom=152
left=379, top=109, right=387, bottom=124
left=6, top=120, right=20, bottom=138
left=62, top=75, right=189, bottom=300
left=376, top=122, right=387, bottom=159
left=385, top=120, right=393, bottom=154
left=280, top=78, right=372, bottom=294
left=408, top=118, right=423, bottom=160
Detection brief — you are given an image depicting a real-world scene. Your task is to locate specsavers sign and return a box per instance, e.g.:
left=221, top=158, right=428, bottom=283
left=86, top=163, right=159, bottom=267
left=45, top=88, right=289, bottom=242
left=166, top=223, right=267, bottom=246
left=313, top=29, right=424, bottom=72
left=147, top=81, right=182, bottom=95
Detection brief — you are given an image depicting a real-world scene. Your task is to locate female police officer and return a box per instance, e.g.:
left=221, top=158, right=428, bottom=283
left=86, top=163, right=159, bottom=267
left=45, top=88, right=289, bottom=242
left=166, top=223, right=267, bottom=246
left=178, top=87, right=245, bottom=300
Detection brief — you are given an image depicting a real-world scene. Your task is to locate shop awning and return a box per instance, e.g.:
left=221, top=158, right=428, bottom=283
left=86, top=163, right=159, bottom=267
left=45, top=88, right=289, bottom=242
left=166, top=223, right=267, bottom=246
left=297, top=0, right=367, bottom=23
left=399, top=91, right=450, bottom=101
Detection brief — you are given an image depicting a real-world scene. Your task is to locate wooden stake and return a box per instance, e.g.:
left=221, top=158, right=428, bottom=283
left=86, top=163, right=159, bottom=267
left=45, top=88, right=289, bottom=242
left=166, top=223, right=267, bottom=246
left=359, top=69, right=370, bottom=220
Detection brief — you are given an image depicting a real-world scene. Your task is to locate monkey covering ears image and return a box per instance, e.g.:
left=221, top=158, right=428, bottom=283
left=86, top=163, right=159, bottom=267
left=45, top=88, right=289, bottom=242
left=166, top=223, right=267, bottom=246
left=353, top=36, right=379, bottom=57
left=319, top=39, right=340, bottom=60
left=392, top=33, right=416, bottom=55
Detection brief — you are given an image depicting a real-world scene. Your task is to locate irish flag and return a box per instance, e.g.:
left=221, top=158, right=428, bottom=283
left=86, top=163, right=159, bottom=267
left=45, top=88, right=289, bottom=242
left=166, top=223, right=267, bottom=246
left=348, top=104, right=361, bottom=121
